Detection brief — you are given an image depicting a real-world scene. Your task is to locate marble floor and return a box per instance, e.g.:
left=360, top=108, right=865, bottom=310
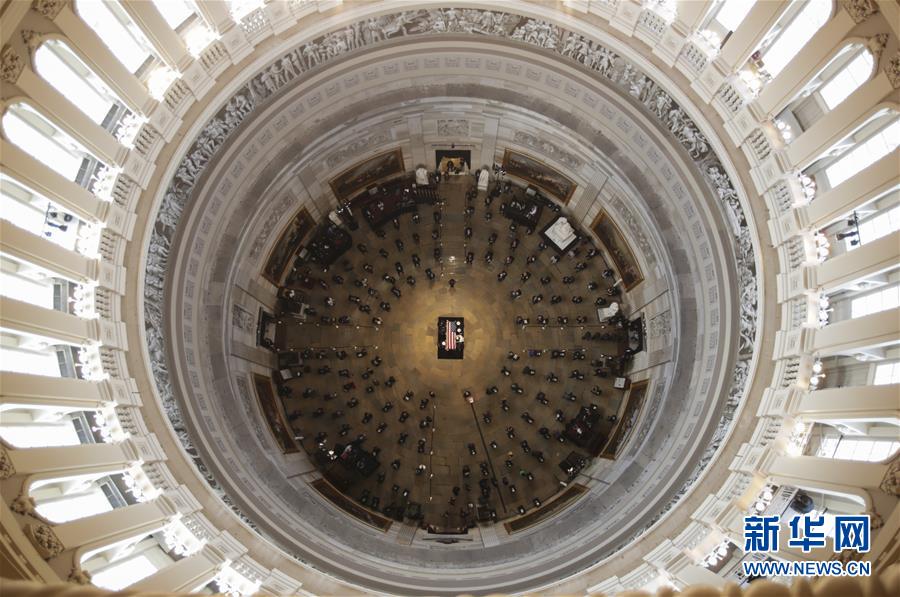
left=277, top=176, right=630, bottom=530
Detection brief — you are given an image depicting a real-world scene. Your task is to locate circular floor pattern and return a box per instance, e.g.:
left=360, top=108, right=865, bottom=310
left=274, top=176, right=636, bottom=530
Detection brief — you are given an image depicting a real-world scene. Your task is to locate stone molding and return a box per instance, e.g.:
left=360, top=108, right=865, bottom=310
left=140, top=6, right=760, bottom=591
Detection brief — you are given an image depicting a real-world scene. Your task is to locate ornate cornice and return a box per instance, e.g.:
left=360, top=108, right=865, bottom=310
left=840, top=0, right=879, bottom=23
left=10, top=494, right=36, bottom=517
left=25, top=523, right=63, bottom=559
left=32, top=0, right=67, bottom=20
left=142, top=5, right=758, bottom=576
left=880, top=453, right=899, bottom=496
left=885, top=53, right=900, bottom=89
left=0, top=445, right=15, bottom=479
left=867, top=34, right=888, bottom=64
left=0, top=45, right=24, bottom=85
left=20, top=30, right=42, bottom=53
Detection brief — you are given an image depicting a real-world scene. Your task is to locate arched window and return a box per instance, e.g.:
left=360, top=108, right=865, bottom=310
left=3, top=103, right=95, bottom=183
left=74, top=0, right=178, bottom=99
left=0, top=252, right=97, bottom=318
left=759, top=0, right=831, bottom=79
left=34, top=40, right=128, bottom=130
left=774, top=45, right=874, bottom=136
left=75, top=0, right=155, bottom=74
left=817, top=436, right=900, bottom=461
left=0, top=175, right=101, bottom=256
left=0, top=331, right=69, bottom=378
left=714, top=0, right=755, bottom=32
left=820, top=48, right=875, bottom=109
left=86, top=537, right=175, bottom=591
left=31, top=474, right=119, bottom=523
left=852, top=203, right=900, bottom=248
left=695, top=0, right=757, bottom=58
left=0, top=255, right=60, bottom=310
left=151, top=0, right=216, bottom=57
left=850, top=284, right=900, bottom=318
left=825, top=118, right=900, bottom=188
left=90, top=552, right=163, bottom=590
left=152, top=0, right=194, bottom=29
left=2, top=103, right=112, bottom=196
left=0, top=405, right=84, bottom=446
left=0, top=329, right=103, bottom=380
left=873, top=361, right=900, bottom=385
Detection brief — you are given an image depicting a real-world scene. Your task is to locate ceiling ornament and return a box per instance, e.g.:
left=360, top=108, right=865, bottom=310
left=0, top=445, right=15, bottom=479
left=885, top=53, right=900, bottom=89
left=839, top=0, right=879, bottom=23
left=32, top=0, right=67, bottom=19
left=25, top=523, right=63, bottom=559
left=143, top=7, right=759, bottom=558
left=20, top=30, right=42, bottom=53
left=0, top=45, right=24, bottom=85
left=867, top=34, right=888, bottom=64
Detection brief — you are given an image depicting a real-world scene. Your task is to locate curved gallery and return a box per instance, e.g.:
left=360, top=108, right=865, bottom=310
left=3, top=1, right=897, bottom=595
left=144, top=13, right=755, bottom=594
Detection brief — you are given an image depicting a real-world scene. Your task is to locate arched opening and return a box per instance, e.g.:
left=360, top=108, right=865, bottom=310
left=2, top=102, right=113, bottom=198
left=774, top=44, right=875, bottom=139
left=34, top=39, right=131, bottom=133
left=74, top=0, right=178, bottom=99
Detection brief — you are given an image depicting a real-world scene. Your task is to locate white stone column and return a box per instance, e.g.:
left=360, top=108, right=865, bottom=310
left=785, top=74, right=896, bottom=171
left=796, top=384, right=900, bottom=424
left=0, top=440, right=140, bottom=481
left=753, top=11, right=856, bottom=118
left=194, top=0, right=234, bottom=35
left=13, top=68, right=124, bottom=169
left=119, top=1, right=191, bottom=71
left=478, top=115, right=501, bottom=171
left=0, top=221, right=126, bottom=294
left=717, top=1, right=788, bottom=70
left=801, top=152, right=898, bottom=230
left=0, top=372, right=138, bottom=412
left=0, top=1, right=29, bottom=48
left=407, top=115, right=426, bottom=167
left=52, top=3, right=155, bottom=115
left=693, top=1, right=789, bottom=101
left=128, top=543, right=227, bottom=593
left=0, top=296, right=127, bottom=350
left=768, top=455, right=889, bottom=512
left=812, top=231, right=900, bottom=293
left=0, top=140, right=117, bottom=228
left=812, top=310, right=900, bottom=357
left=25, top=495, right=179, bottom=560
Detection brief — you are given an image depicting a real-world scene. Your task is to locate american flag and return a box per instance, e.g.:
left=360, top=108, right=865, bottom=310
left=446, top=321, right=456, bottom=350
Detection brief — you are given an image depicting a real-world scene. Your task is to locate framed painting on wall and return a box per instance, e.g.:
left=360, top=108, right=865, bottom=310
left=502, top=149, right=577, bottom=204
left=329, top=148, right=405, bottom=201
left=261, top=207, right=314, bottom=286
left=590, top=210, right=644, bottom=291
left=599, top=379, right=649, bottom=459
left=252, top=373, right=298, bottom=454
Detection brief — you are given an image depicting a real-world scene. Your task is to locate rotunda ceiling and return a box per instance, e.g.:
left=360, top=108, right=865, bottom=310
left=136, top=6, right=762, bottom=595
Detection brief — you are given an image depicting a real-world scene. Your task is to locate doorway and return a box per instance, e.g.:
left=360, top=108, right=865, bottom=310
left=435, top=149, right=472, bottom=174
